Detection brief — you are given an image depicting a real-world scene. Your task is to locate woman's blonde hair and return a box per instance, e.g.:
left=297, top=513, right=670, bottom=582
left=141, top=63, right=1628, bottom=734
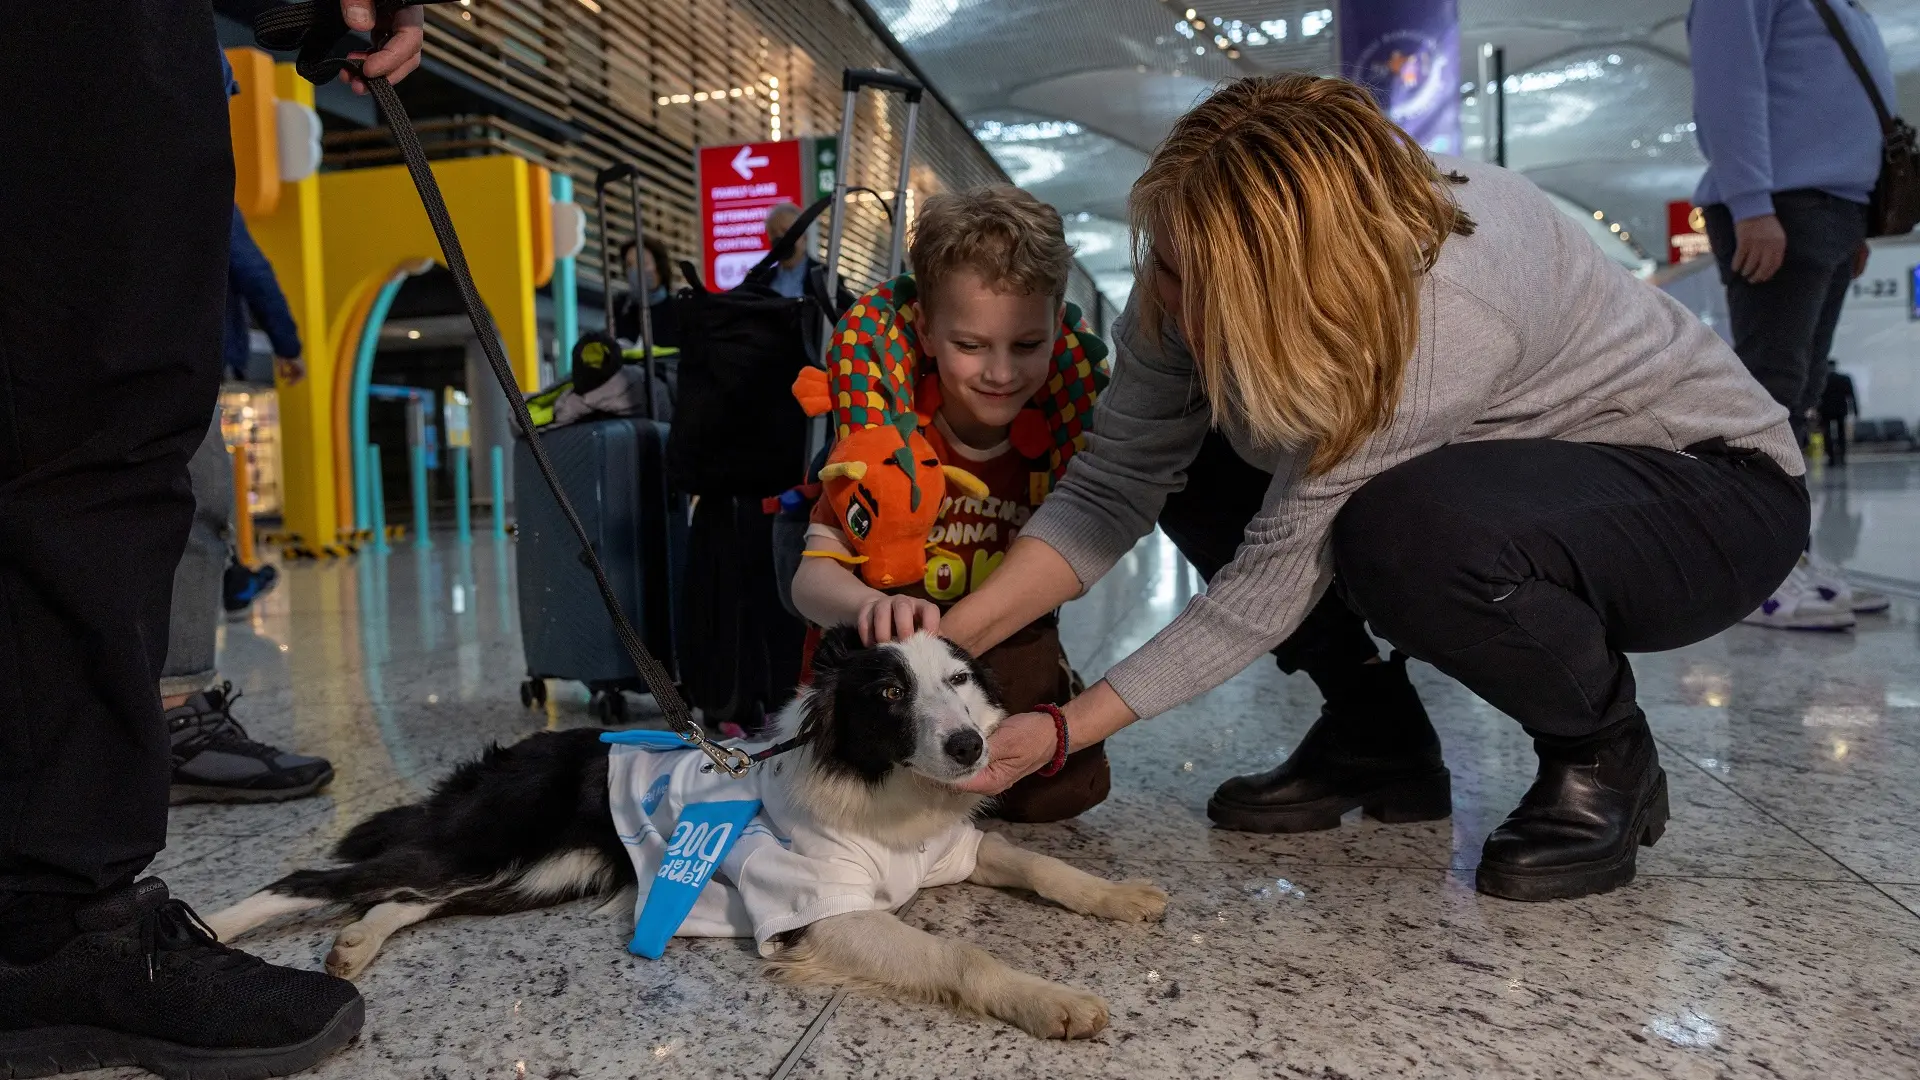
left=1132, top=73, right=1474, bottom=474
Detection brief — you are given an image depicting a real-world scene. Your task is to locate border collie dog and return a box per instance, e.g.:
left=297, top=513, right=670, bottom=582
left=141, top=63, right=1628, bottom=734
left=206, top=630, right=1165, bottom=1039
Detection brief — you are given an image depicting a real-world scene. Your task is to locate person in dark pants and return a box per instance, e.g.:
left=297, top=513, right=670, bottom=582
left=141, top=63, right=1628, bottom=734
left=942, top=75, right=1807, bottom=904
left=0, top=5, right=422, bottom=1077
left=1702, top=193, right=1867, bottom=447
left=1819, top=360, right=1859, bottom=466
left=1690, top=0, right=1892, bottom=445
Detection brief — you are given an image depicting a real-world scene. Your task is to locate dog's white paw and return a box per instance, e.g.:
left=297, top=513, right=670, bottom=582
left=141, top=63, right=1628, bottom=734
left=324, top=925, right=376, bottom=980
left=1086, top=879, right=1168, bottom=923
left=998, top=982, right=1109, bottom=1040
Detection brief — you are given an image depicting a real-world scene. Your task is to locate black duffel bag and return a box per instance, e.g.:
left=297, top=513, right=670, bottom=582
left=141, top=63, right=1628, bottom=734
left=1812, top=0, right=1920, bottom=236
left=665, top=197, right=849, bottom=496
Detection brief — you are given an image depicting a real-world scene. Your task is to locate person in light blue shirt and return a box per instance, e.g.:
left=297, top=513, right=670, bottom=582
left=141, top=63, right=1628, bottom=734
left=1690, top=0, right=1892, bottom=438
left=1690, top=0, right=1897, bottom=630
left=763, top=202, right=820, bottom=299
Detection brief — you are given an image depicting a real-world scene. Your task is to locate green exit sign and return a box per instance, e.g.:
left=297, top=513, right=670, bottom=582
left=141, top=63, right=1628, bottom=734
left=806, top=137, right=838, bottom=203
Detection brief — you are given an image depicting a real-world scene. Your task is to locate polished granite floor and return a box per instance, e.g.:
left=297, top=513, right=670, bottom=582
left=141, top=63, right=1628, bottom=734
left=88, top=458, right=1920, bottom=1079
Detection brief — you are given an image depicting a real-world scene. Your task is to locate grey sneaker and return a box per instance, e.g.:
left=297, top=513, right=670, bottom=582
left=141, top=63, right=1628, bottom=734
left=168, top=683, right=334, bottom=805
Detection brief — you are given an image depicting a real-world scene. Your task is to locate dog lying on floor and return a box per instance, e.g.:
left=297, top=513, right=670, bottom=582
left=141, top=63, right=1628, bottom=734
left=205, top=629, right=1165, bottom=1039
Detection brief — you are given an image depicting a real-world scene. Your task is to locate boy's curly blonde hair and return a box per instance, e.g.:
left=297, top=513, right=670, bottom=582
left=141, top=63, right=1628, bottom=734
left=909, top=185, right=1073, bottom=311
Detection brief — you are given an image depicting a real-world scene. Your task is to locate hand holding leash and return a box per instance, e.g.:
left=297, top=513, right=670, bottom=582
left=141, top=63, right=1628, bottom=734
left=339, top=1, right=424, bottom=93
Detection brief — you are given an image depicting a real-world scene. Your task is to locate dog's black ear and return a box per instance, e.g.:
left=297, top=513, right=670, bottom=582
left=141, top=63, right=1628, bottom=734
left=812, top=626, right=864, bottom=678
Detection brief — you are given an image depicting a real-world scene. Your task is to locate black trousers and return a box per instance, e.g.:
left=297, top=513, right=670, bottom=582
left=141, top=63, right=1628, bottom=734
left=1159, top=433, right=1808, bottom=738
left=1703, top=191, right=1867, bottom=445
left=0, top=5, right=232, bottom=895
left=1823, top=415, right=1849, bottom=466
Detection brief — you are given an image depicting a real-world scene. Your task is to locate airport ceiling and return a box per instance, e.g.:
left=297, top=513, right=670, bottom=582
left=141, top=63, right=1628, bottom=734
left=869, top=0, right=1920, bottom=304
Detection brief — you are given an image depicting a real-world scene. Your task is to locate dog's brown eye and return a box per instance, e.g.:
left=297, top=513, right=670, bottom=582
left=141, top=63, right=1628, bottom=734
left=947, top=671, right=969, bottom=687
left=880, top=685, right=904, bottom=701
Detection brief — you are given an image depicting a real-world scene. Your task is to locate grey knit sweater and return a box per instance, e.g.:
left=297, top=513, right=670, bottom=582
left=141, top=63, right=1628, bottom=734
left=1024, top=155, right=1802, bottom=722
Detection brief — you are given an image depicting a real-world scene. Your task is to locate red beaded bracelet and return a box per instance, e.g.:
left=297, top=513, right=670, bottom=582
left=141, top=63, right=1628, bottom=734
left=1034, top=703, right=1070, bottom=777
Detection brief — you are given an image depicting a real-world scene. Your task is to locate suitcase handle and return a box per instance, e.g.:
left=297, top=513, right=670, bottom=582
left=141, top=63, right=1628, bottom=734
left=592, top=163, right=659, bottom=420
left=842, top=68, right=923, bottom=102
left=821, top=70, right=923, bottom=324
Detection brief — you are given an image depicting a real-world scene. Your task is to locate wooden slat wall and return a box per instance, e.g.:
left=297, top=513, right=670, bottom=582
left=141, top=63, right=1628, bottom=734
left=330, top=0, right=1105, bottom=316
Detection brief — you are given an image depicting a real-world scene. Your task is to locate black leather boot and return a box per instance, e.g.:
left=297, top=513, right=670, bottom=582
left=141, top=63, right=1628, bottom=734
left=1207, top=654, right=1450, bottom=833
left=1476, top=711, right=1669, bottom=902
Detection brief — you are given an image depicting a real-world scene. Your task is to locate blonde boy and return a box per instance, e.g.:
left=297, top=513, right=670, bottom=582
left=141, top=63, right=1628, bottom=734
left=791, top=186, right=1108, bottom=821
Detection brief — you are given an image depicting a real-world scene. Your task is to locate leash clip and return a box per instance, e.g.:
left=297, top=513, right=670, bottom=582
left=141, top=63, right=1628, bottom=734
left=689, top=737, right=755, bottom=778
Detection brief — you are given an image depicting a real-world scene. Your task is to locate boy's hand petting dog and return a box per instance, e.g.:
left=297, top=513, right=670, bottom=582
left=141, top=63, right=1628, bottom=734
left=857, top=594, right=941, bottom=645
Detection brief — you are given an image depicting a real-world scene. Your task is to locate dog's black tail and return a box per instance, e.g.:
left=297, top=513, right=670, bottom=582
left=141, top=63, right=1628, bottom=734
left=335, top=804, right=430, bottom=861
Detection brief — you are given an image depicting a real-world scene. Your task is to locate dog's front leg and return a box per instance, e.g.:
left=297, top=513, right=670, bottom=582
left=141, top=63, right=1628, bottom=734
left=768, top=909, right=1108, bottom=1039
left=969, top=832, right=1168, bottom=922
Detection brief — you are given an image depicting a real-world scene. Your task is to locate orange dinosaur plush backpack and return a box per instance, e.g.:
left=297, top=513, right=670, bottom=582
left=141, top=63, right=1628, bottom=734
left=789, top=273, right=1109, bottom=590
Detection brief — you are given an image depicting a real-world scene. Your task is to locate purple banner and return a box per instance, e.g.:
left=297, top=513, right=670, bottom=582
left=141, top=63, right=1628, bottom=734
left=1339, top=0, right=1462, bottom=155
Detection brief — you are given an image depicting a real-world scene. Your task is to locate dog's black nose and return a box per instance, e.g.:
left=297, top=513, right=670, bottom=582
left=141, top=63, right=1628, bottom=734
left=943, top=729, right=984, bottom=767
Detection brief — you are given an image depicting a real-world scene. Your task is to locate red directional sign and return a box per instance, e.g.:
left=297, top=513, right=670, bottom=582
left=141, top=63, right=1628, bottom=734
left=698, top=139, right=806, bottom=291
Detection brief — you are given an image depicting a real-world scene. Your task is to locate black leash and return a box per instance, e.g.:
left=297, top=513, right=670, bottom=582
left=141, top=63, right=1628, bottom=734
left=257, top=0, right=775, bottom=775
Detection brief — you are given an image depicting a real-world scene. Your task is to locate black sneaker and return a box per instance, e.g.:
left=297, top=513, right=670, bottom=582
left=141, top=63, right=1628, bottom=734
left=223, top=561, right=278, bottom=616
left=169, top=683, right=333, bottom=805
left=0, top=879, right=362, bottom=1079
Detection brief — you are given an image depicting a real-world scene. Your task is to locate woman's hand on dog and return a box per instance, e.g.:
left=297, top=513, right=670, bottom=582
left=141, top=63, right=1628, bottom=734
left=952, top=711, right=1056, bottom=794
left=857, top=594, right=941, bottom=645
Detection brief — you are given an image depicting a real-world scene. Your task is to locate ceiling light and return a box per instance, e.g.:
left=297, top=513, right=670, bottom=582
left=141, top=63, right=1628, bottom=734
left=1593, top=210, right=1604, bottom=219
left=988, top=144, right=1066, bottom=186
left=406, top=329, right=422, bottom=339
left=1504, top=59, right=1607, bottom=94
left=1301, top=8, right=1331, bottom=37
left=972, top=119, right=1083, bottom=142
left=884, top=0, right=962, bottom=42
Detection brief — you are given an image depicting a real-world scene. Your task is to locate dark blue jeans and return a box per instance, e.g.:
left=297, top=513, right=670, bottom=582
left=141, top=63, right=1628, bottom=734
left=1704, top=190, right=1869, bottom=444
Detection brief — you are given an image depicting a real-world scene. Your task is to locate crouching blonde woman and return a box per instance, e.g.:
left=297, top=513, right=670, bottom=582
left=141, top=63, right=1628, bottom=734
left=940, top=74, right=1806, bottom=901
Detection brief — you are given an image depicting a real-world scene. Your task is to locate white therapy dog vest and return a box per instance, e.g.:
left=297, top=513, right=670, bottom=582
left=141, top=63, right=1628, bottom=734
left=605, top=740, right=981, bottom=956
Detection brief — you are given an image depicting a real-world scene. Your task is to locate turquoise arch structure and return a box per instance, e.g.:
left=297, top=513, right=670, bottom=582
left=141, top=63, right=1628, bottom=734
left=350, top=273, right=409, bottom=533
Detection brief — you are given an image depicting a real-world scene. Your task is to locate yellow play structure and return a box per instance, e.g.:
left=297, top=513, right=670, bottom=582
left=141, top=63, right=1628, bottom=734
left=228, top=48, right=554, bottom=550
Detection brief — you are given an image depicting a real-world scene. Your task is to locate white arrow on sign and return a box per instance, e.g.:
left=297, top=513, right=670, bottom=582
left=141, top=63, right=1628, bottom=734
left=732, top=144, right=771, bottom=180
